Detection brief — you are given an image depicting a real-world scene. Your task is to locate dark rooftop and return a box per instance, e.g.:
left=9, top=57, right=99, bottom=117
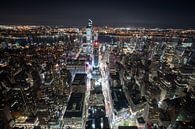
left=64, top=93, right=84, bottom=118
left=72, top=73, right=86, bottom=85
left=111, top=87, right=129, bottom=111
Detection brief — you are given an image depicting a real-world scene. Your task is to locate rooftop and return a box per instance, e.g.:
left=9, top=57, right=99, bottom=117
left=64, top=93, right=84, bottom=118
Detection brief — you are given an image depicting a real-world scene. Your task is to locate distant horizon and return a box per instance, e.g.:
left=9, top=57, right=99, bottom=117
left=1, top=23, right=195, bottom=29
left=1, top=0, right=195, bottom=29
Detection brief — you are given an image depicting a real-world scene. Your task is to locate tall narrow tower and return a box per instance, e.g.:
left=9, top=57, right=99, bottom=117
left=82, top=19, right=93, bottom=55
left=86, top=19, right=93, bottom=43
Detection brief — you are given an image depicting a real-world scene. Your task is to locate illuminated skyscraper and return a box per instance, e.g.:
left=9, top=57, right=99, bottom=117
left=81, top=20, right=99, bottom=69
left=86, top=19, right=93, bottom=43
left=93, top=41, right=99, bottom=68
left=82, top=19, right=93, bottom=56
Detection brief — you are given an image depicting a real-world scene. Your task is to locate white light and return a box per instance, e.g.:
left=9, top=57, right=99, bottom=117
left=92, top=123, right=95, bottom=129
left=87, top=73, right=92, bottom=79
left=158, top=101, right=162, bottom=108
left=101, top=121, right=103, bottom=128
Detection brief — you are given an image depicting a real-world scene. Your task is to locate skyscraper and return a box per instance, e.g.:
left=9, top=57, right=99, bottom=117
left=86, top=19, right=93, bottom=43
left=82, top=19, right=93, bottom=56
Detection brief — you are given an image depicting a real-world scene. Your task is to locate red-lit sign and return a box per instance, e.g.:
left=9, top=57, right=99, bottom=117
left=93, top=41, right=99, bottom=47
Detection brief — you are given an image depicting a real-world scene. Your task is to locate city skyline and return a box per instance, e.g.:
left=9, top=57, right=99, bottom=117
left=0, top=19, right=195, bottom=129
left=0, top=0, right=195, bottom=28
left=0, top=1, right=195, bottom=129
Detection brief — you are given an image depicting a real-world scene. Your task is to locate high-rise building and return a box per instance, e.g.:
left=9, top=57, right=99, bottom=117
left=86, top=19, right=93, bottom=43
left=92, top=41, right=99, bottom=68
left=82, top=19, right=93, bottom=55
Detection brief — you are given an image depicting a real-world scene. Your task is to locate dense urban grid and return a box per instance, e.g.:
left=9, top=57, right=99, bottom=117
left=0, top=21, right=195, bottom=129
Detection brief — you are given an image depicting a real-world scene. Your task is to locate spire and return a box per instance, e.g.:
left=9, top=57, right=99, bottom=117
left=88, top=19, right=93, bottom=28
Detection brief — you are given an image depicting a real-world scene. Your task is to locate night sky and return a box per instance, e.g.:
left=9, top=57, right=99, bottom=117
left=0, top=0, right=195, bottom=28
